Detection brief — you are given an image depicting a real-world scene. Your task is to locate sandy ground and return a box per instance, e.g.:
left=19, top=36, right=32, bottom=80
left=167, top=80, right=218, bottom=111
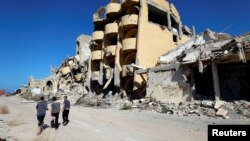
left=0, top=96, right=249, bottom=141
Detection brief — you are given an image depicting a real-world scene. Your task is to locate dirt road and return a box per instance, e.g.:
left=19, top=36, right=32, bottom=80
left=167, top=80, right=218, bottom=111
left=0, top=96, right=249, bottom=141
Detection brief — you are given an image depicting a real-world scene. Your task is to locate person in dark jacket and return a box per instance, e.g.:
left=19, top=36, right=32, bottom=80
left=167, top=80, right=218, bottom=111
left=62, top=96, right=70, bottom=125
left=36, top=96, right=48, bottom=135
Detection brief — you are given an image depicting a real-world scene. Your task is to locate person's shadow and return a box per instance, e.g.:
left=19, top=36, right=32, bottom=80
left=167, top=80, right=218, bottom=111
left=43, top=124, right=49, bottom=130
left=37, top=124, right=49, bottom=135
left=63, top=120, right=70, bottom=126
left=56, top=123, right=61, bottom=130
left=50, top=122, right=62, bottom=130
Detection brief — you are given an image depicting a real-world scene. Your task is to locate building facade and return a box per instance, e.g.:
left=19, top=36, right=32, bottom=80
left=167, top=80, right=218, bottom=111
left=88, top=0, right=193, bottom=98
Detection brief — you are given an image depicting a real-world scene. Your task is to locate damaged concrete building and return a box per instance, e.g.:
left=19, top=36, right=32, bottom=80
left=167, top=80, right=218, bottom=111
left=87, top=0, right=194, bottom=98
left=17, top=0, right=249, bottom=111
left=142, top=30, right=250, bottom=103
left=27, top=34, right=91, bottom=96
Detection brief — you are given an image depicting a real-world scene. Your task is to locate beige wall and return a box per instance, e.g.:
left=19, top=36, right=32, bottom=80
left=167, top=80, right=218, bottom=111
left=134, top=0, right=191, bottom=89
left=29, top=76, right=58, bottom=95
left=76, top=34, right=91, bottom=63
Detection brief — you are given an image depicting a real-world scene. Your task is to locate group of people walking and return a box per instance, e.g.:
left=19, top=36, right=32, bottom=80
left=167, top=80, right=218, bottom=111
left=36, top=96, right=71, bottom=135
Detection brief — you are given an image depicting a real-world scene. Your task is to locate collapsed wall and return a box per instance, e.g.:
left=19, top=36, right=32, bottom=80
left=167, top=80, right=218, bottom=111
left=147, top=65, right=193, bottom=103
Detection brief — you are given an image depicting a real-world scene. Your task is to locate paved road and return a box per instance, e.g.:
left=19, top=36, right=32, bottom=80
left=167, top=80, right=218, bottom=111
left=0, top=96, right=247, bottom=141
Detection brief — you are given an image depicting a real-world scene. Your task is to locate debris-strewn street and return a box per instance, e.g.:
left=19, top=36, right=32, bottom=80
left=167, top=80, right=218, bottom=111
left=1, top=0, right=250, bottom=141
left=0, top=96, right=249, bottom=141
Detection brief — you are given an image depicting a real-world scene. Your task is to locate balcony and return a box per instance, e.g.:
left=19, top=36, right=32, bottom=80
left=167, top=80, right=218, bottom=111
left=121, top=14, right=138, bottom=30
left=121, top=0, right=139, bottom=9
left=106, top=3, right=121, bottom=17
left=91, top=71, right=100, bottom=81
left=122, top=38, right=137, bottom=51
left=105, top=23, right=118, bottom=37
left=92, top=31, right=104, bottom=42
left=105, top=45, right=116, bottom=56
left=91, top=50, right=103, bottom=60
left=93, top=7, right=105, bottom=23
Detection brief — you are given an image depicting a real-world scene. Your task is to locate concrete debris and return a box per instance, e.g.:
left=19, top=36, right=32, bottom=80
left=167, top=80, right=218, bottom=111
left=147, top=29, right=250, bottom=111
left=201, top=101, right=214, bottom=108
left=216, top=107, right=228, bottom=118
left=75, top=92, right=125, bottom=108
left=73, top=93, right=249, bottom=119
left=214, top=101, right=224, bottom=110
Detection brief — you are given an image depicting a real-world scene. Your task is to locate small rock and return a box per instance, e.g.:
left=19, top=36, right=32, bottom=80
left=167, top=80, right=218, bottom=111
left=237, top=108, right=244, bottom=115
left=132, top=105, right=138, bottom=108
left=233, top=101, right=240, bottom=105
left=149, top=102, right=153, bottom=107
left=201, top=101, right=214, bottom=108
left=216, top=107, right=228, bottom=118
left=139, top=99, right=145, bottom=103
left=194, top=101, right=201, bottom=105
left=177, top=112, right=182, bottom=116
left=189, top=105, right=195, bottom=109
left=189, top=110, right=200, bottom=115
left=132, top=100, right=140, bottom=104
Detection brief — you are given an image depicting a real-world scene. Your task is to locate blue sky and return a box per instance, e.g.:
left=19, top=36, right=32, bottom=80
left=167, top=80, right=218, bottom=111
left=0, top=0, right=249, bottom=92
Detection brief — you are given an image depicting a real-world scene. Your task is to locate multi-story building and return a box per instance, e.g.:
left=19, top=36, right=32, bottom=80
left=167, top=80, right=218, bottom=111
left=88, top=0, right=194, bottom=98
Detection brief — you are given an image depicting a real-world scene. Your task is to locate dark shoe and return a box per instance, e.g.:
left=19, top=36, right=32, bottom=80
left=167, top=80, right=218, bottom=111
left=50, top=121, right=55, bottom=128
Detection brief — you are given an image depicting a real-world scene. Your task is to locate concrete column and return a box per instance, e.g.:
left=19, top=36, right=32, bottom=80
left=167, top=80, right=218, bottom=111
left=192, top=26, right=196, bottom=36
left=99, top=62, right=104, bottom=85
left=167, top=12, right=171, bottom=30
left=178, top=21, right=183, bottom=39
left=211, top=61, right=221, bottom=101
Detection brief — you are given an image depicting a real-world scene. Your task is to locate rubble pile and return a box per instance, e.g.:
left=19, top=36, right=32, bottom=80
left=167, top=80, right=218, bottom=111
left=158, top=100, right=250, bottom=119
left=109, top=99, right=250, bottom=119
left=48, top=84, right=88, bottom=104
left=75, top=94, right=112, bottom=108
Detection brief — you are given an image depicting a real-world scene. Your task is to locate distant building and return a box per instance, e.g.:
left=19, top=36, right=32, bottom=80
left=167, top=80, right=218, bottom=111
left=0, top=89, right=5, bottom=95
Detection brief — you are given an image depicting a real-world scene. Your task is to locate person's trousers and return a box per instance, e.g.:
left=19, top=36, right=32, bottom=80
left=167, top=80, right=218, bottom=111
left=62, top=110, right=69, bottom=123
left=37, top=115, right=45, bottom=127
left=51, top=113, right=59, bottom=128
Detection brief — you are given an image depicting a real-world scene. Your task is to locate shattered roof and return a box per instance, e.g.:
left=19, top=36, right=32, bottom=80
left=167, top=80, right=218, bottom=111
left=159, top=29, right=250, bottom=65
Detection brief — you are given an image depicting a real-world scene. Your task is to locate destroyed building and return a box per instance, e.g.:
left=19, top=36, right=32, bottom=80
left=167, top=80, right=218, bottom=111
left=87, top=0, right=194, bottom=98
left=17, top=0, right=249, bottom=108
left=27, top=34, right=91, bottom=96
left=142, top=30, right=250, bottom=103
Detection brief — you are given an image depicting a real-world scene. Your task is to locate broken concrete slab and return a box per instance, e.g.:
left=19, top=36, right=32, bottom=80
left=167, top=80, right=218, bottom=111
left=216, top=107, right=228, bottom=118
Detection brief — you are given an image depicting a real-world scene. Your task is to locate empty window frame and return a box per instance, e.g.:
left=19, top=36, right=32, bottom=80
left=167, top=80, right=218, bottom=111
left=148, top=4, right=168, bottom=27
